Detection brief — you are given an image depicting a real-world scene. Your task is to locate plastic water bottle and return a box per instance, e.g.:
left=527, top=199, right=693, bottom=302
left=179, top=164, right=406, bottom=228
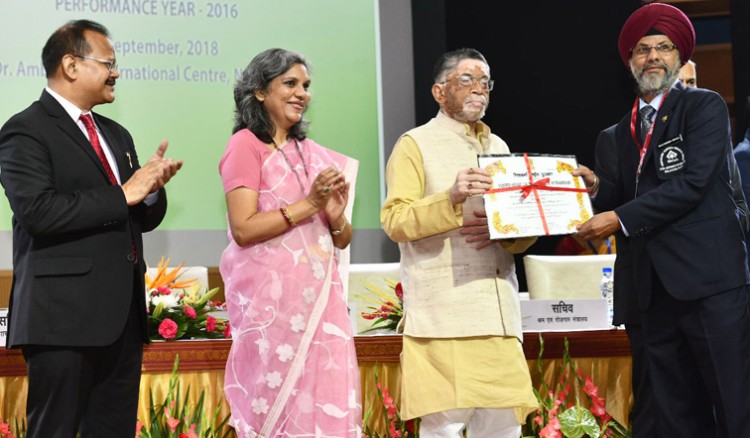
left=600, top=267, right=614, bottom=327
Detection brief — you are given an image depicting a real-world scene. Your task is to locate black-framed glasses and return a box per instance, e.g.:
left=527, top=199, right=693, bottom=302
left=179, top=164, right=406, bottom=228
left=440, top=74, right=494, bottom=91
left=74, top=55, right=118, bottom=72
left=631, top=43, right=677, bottom=57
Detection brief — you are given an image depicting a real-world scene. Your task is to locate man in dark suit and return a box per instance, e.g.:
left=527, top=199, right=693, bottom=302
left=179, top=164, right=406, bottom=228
left=575, top=3, right=750, bottom=437
left=594, top=59, right=749, bottom=437
left=0, top=20, right=182, bottom=437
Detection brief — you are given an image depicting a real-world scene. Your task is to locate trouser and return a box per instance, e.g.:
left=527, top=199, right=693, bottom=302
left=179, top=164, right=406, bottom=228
left=419, top=407, right=520, bottom=438
left=22, top=281, right=144, bottom=438
left=642, top=281, right=750, bottom=437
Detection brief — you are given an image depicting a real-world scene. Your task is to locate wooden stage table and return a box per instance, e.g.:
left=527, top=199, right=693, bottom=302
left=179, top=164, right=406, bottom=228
left=0, top=330, right=632, bottom=433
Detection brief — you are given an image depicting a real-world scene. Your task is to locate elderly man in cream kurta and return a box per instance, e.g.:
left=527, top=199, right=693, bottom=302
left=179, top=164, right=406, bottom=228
left=381, top=48, right=538, bottom=438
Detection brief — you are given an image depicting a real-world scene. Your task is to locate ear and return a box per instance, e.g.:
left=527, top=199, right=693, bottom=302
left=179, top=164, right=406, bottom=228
left=254, top=91, right=265, bottom=102
left=60, top=54, right=78, bottom=80
left=432, top=83, right=446, bottom=105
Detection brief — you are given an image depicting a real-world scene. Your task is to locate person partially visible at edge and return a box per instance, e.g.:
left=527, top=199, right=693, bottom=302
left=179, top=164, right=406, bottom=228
left=678, top=58, right=697, bottom=88
left=733, top=97, right=750, bottom=270
left=574, top=3, right=750, bottom=436
left=218, top=48, right=361, bottom=437
left=0, top=19, right=182, bottom=437
left=381, top=47, right=538, bottom=438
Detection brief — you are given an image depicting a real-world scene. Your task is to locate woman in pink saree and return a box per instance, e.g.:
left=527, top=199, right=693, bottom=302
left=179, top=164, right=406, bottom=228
left=219, top=48, right=361, bottom=437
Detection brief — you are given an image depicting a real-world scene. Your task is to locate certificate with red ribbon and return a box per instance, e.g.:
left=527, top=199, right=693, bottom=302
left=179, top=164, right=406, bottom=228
left=478, top=153, right=593, bottom=239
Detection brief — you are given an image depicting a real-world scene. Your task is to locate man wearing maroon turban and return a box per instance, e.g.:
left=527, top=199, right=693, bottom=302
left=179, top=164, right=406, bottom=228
left=574, top=3, right=750, bottom=437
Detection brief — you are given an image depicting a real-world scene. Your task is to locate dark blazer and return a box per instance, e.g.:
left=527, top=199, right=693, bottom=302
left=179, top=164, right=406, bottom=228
left=594, top=84, right=749, bottom=309
left=734, top=130, right=750, bottom=270
left=0, top=90, right=167, bottom=348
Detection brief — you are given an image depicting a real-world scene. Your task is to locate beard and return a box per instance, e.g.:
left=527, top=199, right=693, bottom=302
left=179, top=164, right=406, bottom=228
left=630, top=58, right=681, bottom=97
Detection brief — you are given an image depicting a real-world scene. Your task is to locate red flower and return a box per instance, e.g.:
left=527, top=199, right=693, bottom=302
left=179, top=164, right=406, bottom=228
left=583, top=376, right=599, bottom=397
left=179, top=424, right=199, bottom=438
left=183, top=305, right=197, bottom=319
left=539, top=424, right=562, bottom=438
left=206, top=315, right=216, bottom=332
left=589, top=394, right=607, bottom=417
left=158, top=318, right=178, bottom=339
left=404, top=419, right=416, bottom=434
left=388, top=421, right=402, bottom=438
left=224, top=321, right=232, bottom=338
left=157, top=286, right=171, bottom=295
left=380, top=385, right=397, bottom=419
left=394, top=282, right=404, bottom=300
left=167, top=417, right=180, bottom=432
left=164, top=406, right=180, bottom=432
left=0, top=419, right=14, bottom=438
left=135, top=421, right=143, bottom=437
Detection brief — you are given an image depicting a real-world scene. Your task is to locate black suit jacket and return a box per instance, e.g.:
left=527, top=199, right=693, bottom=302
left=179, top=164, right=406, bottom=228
left=594, top=84, right=749, bottom=309
left=0, top=90, right=167, bottom=347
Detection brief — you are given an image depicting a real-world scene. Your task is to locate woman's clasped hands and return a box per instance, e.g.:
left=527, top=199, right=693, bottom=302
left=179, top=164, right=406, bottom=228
left=307, top=167, right=350, bottom=223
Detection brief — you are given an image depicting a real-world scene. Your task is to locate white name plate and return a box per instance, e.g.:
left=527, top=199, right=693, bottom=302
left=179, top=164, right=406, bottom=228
left=0, top=308, right=7, bottom=347
left=521, top=298, right=609, bottom=332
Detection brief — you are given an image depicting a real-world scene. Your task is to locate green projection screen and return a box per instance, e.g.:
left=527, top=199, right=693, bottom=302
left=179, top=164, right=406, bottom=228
left=0, top=0, right=381, bottom=232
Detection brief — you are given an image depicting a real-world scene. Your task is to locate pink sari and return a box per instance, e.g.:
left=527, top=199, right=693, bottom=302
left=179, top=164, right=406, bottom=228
left=220, top=134, right=361, bottom=437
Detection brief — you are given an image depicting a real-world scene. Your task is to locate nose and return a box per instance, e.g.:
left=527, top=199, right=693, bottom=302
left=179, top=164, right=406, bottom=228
left=294, top=85, right=309, bottom=98
left=645, top=47, right=661, bottom=61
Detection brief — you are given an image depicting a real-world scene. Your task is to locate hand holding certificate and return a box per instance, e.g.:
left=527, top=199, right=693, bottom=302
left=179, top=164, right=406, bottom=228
left=477, top=153, right=593, bottom=239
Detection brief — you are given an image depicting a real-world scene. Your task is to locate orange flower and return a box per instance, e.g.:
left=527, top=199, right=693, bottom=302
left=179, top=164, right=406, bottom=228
left=145, top=256, right=197, bottom=290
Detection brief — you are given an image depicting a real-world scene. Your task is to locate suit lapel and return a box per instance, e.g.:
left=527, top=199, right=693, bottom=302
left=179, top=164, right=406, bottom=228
left=642, top=85, right=683, bottom=167
left=40, top=91, right=115, bottom=184
left=95, top=115, right=133, bottom=182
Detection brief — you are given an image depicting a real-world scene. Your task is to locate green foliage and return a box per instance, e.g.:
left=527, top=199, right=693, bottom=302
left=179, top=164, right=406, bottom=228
left=522, top=334, right=632, bottom=438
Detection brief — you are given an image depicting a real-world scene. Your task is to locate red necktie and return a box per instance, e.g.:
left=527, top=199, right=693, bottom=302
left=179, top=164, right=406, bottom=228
left=80, top=113, right=137, bottom=262
left=80, top=113, right=118, bottom=185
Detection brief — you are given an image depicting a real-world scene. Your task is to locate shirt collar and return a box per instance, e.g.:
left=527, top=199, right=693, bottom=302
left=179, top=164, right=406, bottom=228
left=45, top=87, right=87, bottom=122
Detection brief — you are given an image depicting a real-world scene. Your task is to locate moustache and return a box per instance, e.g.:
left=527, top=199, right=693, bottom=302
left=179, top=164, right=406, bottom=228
left=105, top=78, right=116, bottom=86
left=639, top=62, right=667, bottom=75
left=464, top=98, right=487, bottom=105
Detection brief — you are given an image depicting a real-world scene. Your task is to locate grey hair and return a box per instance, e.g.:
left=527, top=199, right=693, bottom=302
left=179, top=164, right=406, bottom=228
left=232, top=48, right=310, bottom=142
left=433, top=48, right=488, bottom=84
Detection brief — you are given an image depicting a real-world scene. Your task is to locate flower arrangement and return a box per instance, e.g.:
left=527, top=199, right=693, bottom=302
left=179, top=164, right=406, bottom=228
left=523, top=334, right=631, bottom=438
left=146, top=258, right=230, bottom=342
left=137, top=355, right=233, bottom=438
left=356, top=280, right=404, bottom=333
left=362, top=367, right=419, bottom=438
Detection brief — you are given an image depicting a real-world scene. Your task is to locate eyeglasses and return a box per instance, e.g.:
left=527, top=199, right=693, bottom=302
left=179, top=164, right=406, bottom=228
left=74, top=55, right=118, bottom=73
left=440, top=74, right=494, bottom=91
left=631, top=43, right=677, bottom=57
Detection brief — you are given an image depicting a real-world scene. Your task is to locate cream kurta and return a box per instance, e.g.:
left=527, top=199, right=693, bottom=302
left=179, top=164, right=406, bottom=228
left=381, top=111, right=538, bottom=421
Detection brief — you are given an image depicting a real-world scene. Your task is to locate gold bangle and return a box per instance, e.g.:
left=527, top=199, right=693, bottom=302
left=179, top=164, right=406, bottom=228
left=330, top=219, right=347, bottom=235
left=280, top=207, right=296, bottom=227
